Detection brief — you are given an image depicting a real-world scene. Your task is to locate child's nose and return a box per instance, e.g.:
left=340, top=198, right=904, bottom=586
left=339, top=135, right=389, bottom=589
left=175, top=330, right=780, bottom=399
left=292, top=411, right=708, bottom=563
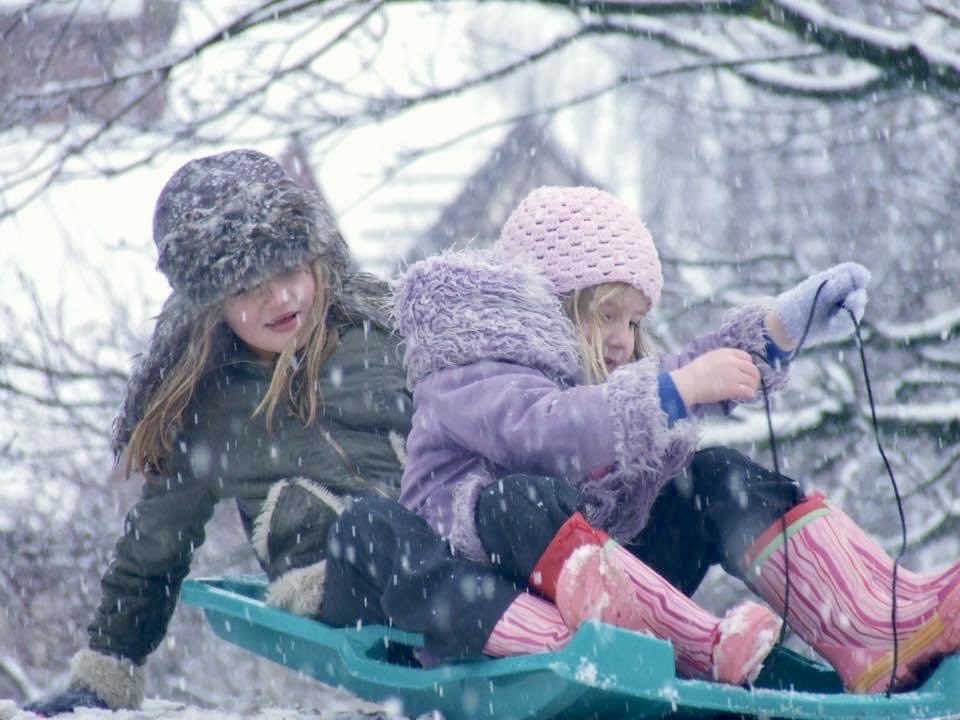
left=608, top=323, right=632, bottom=350
left=261, top=280, right=289, bottom=304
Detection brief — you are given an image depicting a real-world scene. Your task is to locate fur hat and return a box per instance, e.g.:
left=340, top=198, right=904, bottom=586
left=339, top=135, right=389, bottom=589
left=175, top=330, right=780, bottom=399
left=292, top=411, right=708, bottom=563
left=153, top=148, right=349, bottom=306
left=495, top=186, right=663, bottom=308
left=112, top=149, right=388, bottom=454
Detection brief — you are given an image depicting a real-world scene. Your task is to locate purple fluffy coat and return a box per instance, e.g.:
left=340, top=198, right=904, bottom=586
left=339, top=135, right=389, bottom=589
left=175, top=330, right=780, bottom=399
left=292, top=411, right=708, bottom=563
left=394, top=250, right=788, bottom=559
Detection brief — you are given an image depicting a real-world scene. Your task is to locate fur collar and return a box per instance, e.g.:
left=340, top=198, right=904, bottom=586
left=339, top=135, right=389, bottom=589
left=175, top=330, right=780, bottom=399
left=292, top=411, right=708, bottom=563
left=393, top=249, right=583, bottom=389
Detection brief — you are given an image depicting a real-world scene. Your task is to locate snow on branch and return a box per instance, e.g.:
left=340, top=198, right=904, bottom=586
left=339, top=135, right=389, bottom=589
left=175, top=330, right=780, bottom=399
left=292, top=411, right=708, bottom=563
left=549, top=0, right=960, bottom=98
left=871, top=305, right=960, bottom=343
left=925, top=0, right=960, bottom=25
left=869, top=398, right=960, bottom=426
left=770, top=0, right=960, bottom=94
left=0, top=655, right=40, bottom=699
left=700, top=394, right=844, bottom=446
left=599, top=13, right=887, bottom=99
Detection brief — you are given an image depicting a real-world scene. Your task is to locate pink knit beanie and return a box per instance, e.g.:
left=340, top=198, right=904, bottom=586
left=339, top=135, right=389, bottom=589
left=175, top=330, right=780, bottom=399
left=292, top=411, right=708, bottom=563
left=496, top=186, right=663, bottom=308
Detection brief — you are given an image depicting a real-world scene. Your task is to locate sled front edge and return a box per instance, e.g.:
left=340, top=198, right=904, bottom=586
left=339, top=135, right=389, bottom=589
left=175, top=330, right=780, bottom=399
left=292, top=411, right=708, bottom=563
left=181, top=575, right=960, bottom=720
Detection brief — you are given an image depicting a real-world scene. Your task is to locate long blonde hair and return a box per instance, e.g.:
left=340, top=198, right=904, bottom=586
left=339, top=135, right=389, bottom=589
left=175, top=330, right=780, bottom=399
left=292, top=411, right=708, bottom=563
left=125, top=259, right=338, bottom=474
left=563, top=281, right=654, bottom=385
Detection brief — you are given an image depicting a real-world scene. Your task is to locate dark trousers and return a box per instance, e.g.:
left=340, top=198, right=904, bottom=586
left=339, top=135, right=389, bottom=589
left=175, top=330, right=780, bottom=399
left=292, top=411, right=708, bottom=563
left=321, top=494, right=519, bottom=659
left=475, top=447, right=805, bottom=597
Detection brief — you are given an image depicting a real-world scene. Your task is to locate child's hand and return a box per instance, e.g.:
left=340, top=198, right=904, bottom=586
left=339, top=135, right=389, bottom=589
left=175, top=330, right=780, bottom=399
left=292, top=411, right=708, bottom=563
left=669, top=349, right=760, bottom=408
left=773, top=262, right=871, bottom=349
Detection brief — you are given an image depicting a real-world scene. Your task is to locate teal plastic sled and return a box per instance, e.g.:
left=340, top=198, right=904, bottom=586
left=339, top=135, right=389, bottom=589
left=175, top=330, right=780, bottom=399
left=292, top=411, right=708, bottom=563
left=181, top=575, right=960, bottom=719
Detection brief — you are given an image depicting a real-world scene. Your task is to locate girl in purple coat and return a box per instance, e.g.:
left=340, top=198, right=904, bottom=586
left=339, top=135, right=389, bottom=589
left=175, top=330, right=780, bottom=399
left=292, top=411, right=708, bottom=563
left=395, top=185, right=960, bottom=694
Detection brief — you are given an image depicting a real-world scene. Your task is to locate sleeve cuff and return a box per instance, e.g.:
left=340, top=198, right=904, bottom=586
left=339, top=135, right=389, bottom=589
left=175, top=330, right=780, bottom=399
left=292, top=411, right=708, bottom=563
left=657, top=372, right=688, bottom=426
left=762, top=325, right=792, bottom=368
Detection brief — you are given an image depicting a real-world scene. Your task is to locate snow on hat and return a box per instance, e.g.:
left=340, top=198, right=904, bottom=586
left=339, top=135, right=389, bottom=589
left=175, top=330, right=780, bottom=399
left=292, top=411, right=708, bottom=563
left=153, top=148, right=348, bottom=306
left=495, top=186, right=663, bottom=308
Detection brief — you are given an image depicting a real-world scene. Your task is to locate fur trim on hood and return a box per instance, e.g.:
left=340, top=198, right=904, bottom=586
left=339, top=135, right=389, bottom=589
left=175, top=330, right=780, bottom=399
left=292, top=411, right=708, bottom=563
left=394, top=248, right=701, bottom=544
left=393, top=249, right=584, bottom=391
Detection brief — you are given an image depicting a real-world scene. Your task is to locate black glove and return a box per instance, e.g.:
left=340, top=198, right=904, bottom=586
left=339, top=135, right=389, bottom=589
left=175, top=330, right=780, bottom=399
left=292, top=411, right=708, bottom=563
left=23, top=686, right=108, bottom=717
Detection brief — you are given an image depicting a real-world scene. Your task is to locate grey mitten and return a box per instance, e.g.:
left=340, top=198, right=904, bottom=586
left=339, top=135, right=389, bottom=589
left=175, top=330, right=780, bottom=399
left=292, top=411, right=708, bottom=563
left=775, top=262, right=870, bottom=347
left=23, top=686, right=108, bottom=717
left=24, top=649, right=145, bottom=715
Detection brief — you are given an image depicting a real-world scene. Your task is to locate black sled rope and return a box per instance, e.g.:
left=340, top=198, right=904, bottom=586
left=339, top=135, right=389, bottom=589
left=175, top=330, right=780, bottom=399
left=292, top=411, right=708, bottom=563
left=754, top=281, right=907, bottom=697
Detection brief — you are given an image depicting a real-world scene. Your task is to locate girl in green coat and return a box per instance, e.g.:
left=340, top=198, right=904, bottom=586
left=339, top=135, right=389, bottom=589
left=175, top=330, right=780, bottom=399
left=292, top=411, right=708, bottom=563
left=25, top=149, right=524, bottom=715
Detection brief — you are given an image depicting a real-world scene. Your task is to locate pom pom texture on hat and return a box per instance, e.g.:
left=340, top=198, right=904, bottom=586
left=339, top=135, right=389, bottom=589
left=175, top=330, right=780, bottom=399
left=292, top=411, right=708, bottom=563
left=496, top=186, right=663, bottom=308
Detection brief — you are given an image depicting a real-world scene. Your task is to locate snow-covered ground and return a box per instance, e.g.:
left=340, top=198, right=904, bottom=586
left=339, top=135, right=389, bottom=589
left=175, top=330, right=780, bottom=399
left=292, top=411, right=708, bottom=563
left=0, top=695, right=437, bottom=720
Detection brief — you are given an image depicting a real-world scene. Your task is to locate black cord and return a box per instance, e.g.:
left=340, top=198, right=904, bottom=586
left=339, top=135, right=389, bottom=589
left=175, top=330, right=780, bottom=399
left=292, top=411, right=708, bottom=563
left=752, top=280, right=829, bottom=646
left=846, top=308, right=907, bottom=697
left=753, top=282, right=907, bottom=695
left=755, top=371, right=791, bottom=646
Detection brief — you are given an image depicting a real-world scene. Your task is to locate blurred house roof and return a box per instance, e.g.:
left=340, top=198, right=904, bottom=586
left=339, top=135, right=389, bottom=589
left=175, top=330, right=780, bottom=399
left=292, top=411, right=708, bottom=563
left=414, top=118, right=601, bottom=261
left=0, top=0, right=178, bottom=129
left=318, top=118, right=600, bottom=276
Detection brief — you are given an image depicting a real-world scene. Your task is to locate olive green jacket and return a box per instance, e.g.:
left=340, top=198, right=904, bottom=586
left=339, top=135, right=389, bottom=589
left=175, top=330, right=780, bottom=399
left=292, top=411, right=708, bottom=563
left=88, top=322, right=412, bottom=664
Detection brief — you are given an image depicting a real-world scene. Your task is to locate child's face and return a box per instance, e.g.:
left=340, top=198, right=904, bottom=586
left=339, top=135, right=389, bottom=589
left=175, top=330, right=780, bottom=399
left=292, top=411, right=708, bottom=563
left=224, top=267, right=316, bottom=358
left=585, top=286, right=650, bottom=373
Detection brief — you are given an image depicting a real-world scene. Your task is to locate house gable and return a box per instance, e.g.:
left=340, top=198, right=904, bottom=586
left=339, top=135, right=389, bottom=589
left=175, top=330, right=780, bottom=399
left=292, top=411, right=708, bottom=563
left=415, top=119, right=600, bottom=260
